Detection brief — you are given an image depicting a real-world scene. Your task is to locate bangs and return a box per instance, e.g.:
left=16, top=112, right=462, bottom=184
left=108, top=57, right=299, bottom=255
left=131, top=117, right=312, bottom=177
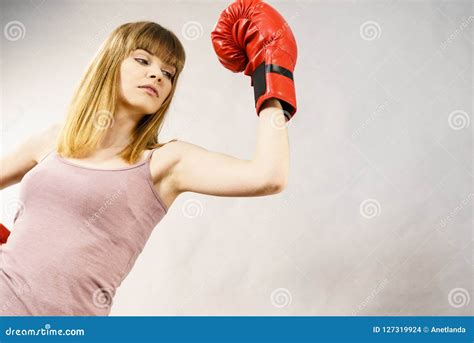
left=125, top=23, right=185, bottom=77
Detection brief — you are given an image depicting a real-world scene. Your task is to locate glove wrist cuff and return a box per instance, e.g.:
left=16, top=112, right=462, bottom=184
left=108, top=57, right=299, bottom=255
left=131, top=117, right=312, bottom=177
left=251, top=61, right=296, bottom=120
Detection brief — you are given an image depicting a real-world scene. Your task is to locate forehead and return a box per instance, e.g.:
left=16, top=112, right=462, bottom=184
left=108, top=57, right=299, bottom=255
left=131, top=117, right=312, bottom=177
left=133, top=48, right=176, bottom=71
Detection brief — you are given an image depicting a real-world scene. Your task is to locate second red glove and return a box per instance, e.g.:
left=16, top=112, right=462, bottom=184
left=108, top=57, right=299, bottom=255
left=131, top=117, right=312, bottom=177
left=0, top=223, right=11, bottom=245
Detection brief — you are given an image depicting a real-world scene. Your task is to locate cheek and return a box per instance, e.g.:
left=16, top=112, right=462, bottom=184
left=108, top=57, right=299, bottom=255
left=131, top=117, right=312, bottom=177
left=164, top=82, right=173, bottom=96
left=121, top=72, right=134, bottom=90
left=119, top=62, right=139, bottom=91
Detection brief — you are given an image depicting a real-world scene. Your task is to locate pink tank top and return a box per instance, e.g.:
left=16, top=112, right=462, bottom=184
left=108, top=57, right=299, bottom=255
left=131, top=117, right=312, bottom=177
left=0, top=147, right=167, bottom=315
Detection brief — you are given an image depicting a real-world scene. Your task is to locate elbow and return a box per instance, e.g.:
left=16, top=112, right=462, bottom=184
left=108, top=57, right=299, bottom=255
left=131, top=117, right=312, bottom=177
left=263, top=175, right=288, bottom=195
left=255, top=163, right=289, bottom=195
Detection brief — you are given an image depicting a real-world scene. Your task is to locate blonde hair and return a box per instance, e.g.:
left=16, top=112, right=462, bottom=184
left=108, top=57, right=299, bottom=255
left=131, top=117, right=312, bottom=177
left=56, top=21, right=186, bottom=164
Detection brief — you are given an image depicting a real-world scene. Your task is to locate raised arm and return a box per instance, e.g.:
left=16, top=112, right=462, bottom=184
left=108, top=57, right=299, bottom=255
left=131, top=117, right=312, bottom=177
left=172, top=98, right=289, bottom=197
left=169, top=0, right=297, bottom=198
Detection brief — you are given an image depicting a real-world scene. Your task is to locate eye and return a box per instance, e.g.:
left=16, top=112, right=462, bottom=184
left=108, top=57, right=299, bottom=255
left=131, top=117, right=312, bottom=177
left=162, top=70, right=173, bottom=79
left=135, top=58, right=173, bottom=80
left=135, top=58, right=148, bottom=65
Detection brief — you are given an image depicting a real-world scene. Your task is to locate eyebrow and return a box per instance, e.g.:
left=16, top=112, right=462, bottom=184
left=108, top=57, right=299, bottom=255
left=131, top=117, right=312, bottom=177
left=135, top=48, right=176, bottom=73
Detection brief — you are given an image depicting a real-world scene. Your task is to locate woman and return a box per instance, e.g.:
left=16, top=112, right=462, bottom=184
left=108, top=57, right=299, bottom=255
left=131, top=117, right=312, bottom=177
left=0, top=0, right=296, bottom=316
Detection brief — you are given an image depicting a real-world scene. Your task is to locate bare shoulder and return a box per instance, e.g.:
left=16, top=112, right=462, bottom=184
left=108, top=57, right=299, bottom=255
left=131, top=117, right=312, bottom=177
left=149, top=139, right=205, bottom=182
left=159, top=139, right=206, bottom=160
left=147, top=140, right=188, bottom=209
left=33, top=123, right=62, bottom=163
left=164, top=139, right=207, bottom=159
left=149, top=139, right=184, bottom=182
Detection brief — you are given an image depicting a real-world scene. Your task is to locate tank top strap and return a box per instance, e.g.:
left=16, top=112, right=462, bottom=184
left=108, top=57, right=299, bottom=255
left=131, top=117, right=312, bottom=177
left=38, top=149, right=55, bottom=163
left=145, top=146, right=162, bottom=162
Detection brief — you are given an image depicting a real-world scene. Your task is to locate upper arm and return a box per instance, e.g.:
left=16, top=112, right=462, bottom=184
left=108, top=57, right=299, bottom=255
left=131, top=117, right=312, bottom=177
left=170, top=140, right=284, bottom=197
left=0, top=123, right=61, bottom=190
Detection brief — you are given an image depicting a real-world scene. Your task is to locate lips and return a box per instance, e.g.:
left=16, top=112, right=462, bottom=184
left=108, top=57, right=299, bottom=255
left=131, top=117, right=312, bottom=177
left=138, top=85, right=159, bottom=97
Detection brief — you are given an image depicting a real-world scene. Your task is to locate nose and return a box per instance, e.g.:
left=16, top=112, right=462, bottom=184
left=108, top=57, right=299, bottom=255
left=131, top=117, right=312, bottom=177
left=148, top=66, right=168, bottom=83
left=149, top=74, right=162, bottom=83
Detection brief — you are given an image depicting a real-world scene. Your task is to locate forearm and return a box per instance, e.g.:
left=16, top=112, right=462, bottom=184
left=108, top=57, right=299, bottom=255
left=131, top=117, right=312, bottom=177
left=252, top=98, right=290, bottom=186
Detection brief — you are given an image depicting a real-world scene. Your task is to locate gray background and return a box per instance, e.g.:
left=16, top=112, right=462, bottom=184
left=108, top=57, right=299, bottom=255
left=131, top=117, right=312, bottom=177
left=1, top=0, right=472, bottom=315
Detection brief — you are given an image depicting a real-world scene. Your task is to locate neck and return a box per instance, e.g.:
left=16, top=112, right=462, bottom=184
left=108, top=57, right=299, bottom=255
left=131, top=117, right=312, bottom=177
left=97, top=106, right=143, bottom=150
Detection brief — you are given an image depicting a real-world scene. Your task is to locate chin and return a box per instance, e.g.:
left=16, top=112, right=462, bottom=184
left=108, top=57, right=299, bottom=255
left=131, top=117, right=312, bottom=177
left=126, top=98, right=161, bottom=113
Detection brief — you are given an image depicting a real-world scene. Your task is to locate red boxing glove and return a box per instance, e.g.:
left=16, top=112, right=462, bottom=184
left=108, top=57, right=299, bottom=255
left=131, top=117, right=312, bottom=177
left=211, top=0, right=298, bottom=121
left=0, top=223, right=11, bottom=245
